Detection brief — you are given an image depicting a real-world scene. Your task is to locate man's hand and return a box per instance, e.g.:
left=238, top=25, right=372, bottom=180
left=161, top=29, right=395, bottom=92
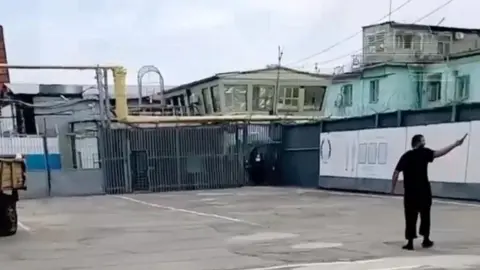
left=455, top=133, right=468, bottom=147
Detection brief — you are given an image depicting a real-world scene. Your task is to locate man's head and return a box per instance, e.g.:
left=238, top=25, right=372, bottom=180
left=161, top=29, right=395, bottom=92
left=411, top=134, right=426, bottom=149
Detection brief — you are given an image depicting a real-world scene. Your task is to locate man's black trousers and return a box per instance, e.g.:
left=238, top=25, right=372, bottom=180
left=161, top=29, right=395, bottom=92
left=404, top=195, right=432, bottom=240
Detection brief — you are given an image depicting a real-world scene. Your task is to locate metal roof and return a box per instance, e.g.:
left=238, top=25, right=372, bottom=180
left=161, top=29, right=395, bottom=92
left=165, top=66, right=332, bottom=93
left=363, top=21, right=480, bottom=34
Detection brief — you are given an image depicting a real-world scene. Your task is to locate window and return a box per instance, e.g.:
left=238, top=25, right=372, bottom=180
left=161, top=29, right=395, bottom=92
left=367, top=35, right=375, bottom=45
left=427, top=73, right=442, bottom=102
left=358, top=143, right=367, bottom=164
left=369, top=80, right=379, bottom=104
left=210, top=85, right=221, bottom=112
left=395, top=34, right=420, bottom=50
left=201, top=88, right=212, bottom=114
left=456, top=75, right=470, bottom=100
left=341, top=84, right=353, bottom=106
left=412, top=35, right=421, bottom=50
left=252, top=85, right=274, bottom=111
left=303, top=86, right=325, bottom=111
left=367, top=143, right=377, bottom=164
left=375, top=33, right=385, bottom=52
left=437, top=42, right=450, bottom=56
left=224, top=85, right=247, bottom=112
left=403, top=34, right=413, bottom=49
left=395, top=35, right=403, bottom=49
left=377, top=143, right=388, bottom=164
left=366, top=33, right=385, bottom=53
left=278, top=87, right=300, bottom=110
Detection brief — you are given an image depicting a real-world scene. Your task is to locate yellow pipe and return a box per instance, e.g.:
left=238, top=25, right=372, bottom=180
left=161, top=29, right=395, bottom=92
left=113, top=67, right=128, bottom=121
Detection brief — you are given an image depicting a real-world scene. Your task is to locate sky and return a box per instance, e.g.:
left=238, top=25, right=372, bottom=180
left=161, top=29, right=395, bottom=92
left=0, top=0, right=477, bottom=86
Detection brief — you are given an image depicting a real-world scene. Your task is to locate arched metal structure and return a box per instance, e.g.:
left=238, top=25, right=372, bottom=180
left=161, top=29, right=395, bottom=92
left=136, top=65, right=165, bottom=109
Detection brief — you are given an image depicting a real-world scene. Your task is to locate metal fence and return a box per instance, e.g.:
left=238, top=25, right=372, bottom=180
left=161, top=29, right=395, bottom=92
left=99, top=123, right=283, bottom=194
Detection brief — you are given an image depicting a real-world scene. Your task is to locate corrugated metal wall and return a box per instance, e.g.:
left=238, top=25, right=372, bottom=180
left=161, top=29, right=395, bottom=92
left=0, top=136, right=61, bottom=170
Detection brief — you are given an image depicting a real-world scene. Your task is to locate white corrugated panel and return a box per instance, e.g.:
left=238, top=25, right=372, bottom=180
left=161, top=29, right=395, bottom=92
left=75, top=137, right=99, bottom=169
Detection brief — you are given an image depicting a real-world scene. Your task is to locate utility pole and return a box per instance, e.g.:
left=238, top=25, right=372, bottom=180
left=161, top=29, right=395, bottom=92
left=271, top=46, right=284, bottom=115
left=388, top=0, right=393, bottom=21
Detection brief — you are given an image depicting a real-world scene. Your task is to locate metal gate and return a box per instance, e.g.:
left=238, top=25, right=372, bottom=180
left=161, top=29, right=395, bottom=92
left=99, top=123, right=281, bottom=194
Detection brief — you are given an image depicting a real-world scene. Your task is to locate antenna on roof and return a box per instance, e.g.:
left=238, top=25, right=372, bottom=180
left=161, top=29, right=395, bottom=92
left=437, top=17, right=446, bottom=26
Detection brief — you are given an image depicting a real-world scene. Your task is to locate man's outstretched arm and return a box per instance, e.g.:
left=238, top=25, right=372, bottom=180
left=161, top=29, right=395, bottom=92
left=433, top=133, right=468, bottom=158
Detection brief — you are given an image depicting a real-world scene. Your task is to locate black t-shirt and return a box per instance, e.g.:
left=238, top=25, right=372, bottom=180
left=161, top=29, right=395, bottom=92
left=395, top=147, right=434, bottom=196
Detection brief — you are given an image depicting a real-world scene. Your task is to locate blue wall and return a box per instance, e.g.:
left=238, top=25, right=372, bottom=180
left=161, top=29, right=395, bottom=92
left=324, top=54, right=480, bottom=118
left=25, top=154, right=62, bottom=171
left=324, top=65, right=417, bottom=117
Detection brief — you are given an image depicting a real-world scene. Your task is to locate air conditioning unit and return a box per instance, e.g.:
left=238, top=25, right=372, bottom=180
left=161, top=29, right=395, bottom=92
left=454, top=32, right=465, bottom=40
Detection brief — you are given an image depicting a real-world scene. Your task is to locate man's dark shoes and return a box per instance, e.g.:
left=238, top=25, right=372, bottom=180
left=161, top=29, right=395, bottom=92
left=402, top=240, right=414, bottom=251
left=422, top=239, right=434, bottom=248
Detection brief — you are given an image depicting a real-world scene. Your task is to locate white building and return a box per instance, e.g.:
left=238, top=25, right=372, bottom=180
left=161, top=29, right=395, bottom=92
left=158, top=66, right=332, bottom=116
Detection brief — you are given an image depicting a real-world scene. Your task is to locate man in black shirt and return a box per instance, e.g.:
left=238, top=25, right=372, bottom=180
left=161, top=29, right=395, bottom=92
left=391, top=133, right=467, bottom=250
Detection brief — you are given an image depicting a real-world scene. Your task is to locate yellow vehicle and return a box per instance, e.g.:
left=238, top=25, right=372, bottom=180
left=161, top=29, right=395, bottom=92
left=0, top=154, right=26, bottom=236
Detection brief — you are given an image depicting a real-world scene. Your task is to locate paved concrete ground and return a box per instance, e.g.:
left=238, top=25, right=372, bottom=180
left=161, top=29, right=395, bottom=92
left=2, top=187, right=480, bottom=270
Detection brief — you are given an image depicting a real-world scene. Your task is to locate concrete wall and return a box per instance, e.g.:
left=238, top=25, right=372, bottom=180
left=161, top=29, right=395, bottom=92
left=318, top=121, right=480, bottom=201
left=20, top=169, right=104, bottom=199
left=312, top=104, right=480, bottom=201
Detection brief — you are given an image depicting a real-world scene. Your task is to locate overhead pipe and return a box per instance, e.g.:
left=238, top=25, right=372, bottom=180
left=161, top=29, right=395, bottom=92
left=122, top=114, right=326, bottom=124
left=0, top=64, right=118, bottom=70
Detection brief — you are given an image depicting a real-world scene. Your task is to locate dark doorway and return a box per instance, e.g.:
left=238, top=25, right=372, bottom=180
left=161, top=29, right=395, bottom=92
left=246, top=143, right=281, bottom=186
left=130, top=150, right=150, bottom=191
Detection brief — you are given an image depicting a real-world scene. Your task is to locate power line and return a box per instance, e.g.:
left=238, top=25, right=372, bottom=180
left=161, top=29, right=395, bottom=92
left=285, top=0, right=416, bottom=67
left=313, top=0, right=455, bottom=66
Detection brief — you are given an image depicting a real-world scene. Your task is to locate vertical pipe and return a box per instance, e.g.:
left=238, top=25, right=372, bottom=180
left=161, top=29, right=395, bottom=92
left=70, top=122, right=77, bottom=169
left=103, top=68, right=111, bottom=122
left=95, top=67, right=108, bottom=193
left=113, top=67, right=128, bottom=120
left=96, top=67, right=105, bottom=127
left=42, top=118, right=52, bottom=196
